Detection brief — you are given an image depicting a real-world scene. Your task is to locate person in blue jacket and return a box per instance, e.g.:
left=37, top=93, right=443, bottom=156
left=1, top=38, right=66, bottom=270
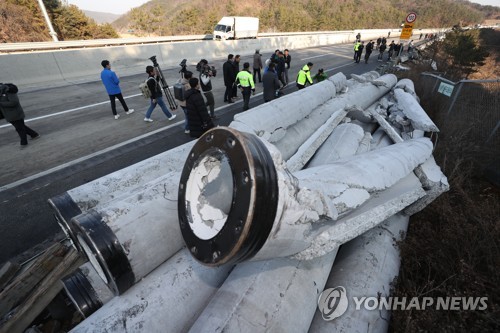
left=100, top=60, right=134, bottom=120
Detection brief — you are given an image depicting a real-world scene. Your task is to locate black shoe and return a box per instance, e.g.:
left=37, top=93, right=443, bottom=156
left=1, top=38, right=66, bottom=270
left=227, top=100, right=234, bottom=103
left=31, top=134, right=40, bottom=140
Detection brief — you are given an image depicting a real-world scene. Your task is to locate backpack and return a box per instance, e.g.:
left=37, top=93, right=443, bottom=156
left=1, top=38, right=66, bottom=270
left=174, top=82, right=186, bottom=101
left=139, top=77, right=155, bottom=99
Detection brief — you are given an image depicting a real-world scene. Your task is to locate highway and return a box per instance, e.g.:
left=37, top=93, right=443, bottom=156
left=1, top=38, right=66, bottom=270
left=0, top=42, right=385, bottom=265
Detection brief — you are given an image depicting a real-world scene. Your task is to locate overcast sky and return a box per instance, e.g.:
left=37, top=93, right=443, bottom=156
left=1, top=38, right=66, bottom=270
left=66, top=0, right=499, bottom=15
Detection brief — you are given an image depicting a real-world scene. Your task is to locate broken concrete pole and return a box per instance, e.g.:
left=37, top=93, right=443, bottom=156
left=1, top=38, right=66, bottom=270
left=177, top=127, right=432, bottom=266
left=62, top=262, right=114, bottom=318
left=307, top=123, right=365, bottom=168
left=309, top=214, right=409, bottom=332
left=392, top=89, right=439, bottom=132
left=70, top=249, right=232, bottom=333
left=48, top=142, right=194, bottom=248
left=189, top=250, right=338, bottom=333
left=70, top=172, right=184, bottom=295
left=231, top=74, right=397, bottom=162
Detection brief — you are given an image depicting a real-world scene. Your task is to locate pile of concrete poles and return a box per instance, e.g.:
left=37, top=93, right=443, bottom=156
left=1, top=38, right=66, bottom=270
left=47, top=70, right=448, bottom=332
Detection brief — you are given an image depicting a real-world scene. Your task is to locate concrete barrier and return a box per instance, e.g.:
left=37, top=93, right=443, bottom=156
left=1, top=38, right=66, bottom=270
left=0, top=29, right=441, bottom=90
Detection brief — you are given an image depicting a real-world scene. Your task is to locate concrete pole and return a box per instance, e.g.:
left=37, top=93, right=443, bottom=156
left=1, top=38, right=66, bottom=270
left=309, top=214, right=410, bottom=332
left=48, top=142, right=195, bottom=250
left=36, top=0, right=59, bottom=42
left=62, top=262, right=114, bottom=318
left=70, top=171, right=185, bottom=295
left=187, top=121, right=395, bottom=333
left=70, top=249, right=232, bottom=333
left=177, top=126, right=432, bottom=266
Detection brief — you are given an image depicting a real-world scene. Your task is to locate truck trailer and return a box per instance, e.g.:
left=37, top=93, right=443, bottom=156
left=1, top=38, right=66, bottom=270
left=213, top=16, right=259, bottom=40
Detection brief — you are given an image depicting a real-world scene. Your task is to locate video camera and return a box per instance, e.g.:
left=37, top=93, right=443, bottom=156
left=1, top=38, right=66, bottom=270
left=196, top=59, right=217, bottom=77
left=179, top=59, right=188, bottom=75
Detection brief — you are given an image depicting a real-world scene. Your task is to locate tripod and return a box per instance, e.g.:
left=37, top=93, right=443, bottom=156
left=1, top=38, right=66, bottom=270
left=148, top=56, right=178, bottom=110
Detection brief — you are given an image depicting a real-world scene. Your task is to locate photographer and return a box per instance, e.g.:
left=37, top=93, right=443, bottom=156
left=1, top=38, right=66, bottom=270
left=197, top=59, right=217, bottom=119
left=0, top=83, right=40, bottom=149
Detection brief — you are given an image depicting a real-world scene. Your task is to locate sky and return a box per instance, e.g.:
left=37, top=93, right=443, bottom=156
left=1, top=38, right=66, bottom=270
left=66, top=0, right=498, bottom=15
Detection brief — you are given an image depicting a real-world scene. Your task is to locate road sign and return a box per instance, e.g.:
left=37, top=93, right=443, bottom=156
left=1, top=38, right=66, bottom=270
left=400, top=12, right=417, bottom=40
left=406, top=12, right=417, bottom=24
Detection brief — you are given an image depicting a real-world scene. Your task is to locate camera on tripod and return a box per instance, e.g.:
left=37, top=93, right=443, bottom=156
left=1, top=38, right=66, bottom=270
left=179, top=59, right=187, bottom=75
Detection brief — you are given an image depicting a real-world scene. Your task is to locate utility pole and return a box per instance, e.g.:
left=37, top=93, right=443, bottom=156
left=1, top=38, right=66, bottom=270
left=36, top=0, right=59, bottom=42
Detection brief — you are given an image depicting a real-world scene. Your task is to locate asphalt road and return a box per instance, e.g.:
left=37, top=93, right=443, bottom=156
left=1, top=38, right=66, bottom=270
left=0, top=42, right=384, bottom=265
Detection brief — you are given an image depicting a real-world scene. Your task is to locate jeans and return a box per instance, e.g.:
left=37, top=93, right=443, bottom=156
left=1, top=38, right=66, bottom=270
left=146, top=96, right=173, bottom=119
left=224, top=85, right=232, bottom=102
left=181, top=106, right=189, bottom=130
left=108, top=93, right=129, bottom=115
left=10, top=119, right=38, bottom=145
left=284, top=67, right=289, bottom=85
left=203, top=91, right=215, bottom=117
left=253, top=68, right=261, bottom=83
left=241, top=87, right=251, bottom=111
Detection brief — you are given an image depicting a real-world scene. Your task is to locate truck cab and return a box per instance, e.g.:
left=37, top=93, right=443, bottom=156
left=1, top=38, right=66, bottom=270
left=213, top=17, right=259, bottom=40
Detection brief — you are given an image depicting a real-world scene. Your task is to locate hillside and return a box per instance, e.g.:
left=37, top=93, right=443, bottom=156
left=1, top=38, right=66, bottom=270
left=111, top=0, right=498, bottom=36
left=83, top=10, right=121, bottom=24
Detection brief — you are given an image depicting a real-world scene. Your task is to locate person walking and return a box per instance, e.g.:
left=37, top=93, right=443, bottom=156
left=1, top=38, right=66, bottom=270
left=176, top=71, right=192, bottom=134
left=144, top=65, right=176, bottom=123
left=353, top=40, right=361, bottom=61
left=0, top=83, right=40, bottom=149
left=262, top=63, right=282, bottom=103
left=355, top=41, right=364, bottom=63
left=276, top=51, right=287, bottom=86
left=296, top=62, right=313, bottom=89
left=364, top=40, right=374, bottom=63
left=185, top=78, right=214, bottom=138
left=253, top=49, right=263, bottom=83
left=235, top=62, right=255, bottom=111
left=100, top=60, right=134, bottom=120
left=283, top=49, right=291, bottom=85
left=232, top=54, right=241, bottom=99
left=378, top=43, right=387, bottom=61
left=198, top=59, right=216, bottom=119
left=223, top=54, right=235, bottom=104
left=387, top=41, right=396, bottom=60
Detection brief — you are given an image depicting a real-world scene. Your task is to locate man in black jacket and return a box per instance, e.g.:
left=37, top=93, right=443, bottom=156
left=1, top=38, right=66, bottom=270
left=262, top=63, right=281, bottom=103
left=0, top=83, right=39, bottom=148
left=222, top=54, right=235, bottom=103
left=185, top=78, right=214, bottom=138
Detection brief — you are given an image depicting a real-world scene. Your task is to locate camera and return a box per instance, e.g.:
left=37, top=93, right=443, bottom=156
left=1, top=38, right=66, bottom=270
left=205, top=65, right=217, bottom=77
left=179, top=59, right=187, bottom=74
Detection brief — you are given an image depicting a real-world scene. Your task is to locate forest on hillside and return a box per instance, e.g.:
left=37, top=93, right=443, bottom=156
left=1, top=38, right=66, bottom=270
left=1, top=0, right=498, bottom=42
left=0, top=0, right=118, bottom=42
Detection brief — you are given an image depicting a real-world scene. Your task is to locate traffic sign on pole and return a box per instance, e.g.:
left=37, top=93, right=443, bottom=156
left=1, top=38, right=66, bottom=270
left=400, top=12, right=417, bottom=40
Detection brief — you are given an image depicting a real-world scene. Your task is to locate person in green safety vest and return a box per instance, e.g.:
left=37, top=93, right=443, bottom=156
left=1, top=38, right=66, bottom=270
left=353, top=40, right=361, bottom=60
left=235, top=62, right=255, bottom=111
left=296, top=62, right=314, bottom=90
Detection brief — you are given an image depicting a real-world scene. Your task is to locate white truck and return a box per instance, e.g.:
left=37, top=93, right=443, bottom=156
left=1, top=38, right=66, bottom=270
left=213, top=16, right=259, bottom=40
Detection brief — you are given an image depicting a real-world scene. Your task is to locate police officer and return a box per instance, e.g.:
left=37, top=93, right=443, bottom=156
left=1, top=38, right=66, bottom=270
left=296, top=62, right=313, bottom=90
left=235, top=62, right=255, bottom=111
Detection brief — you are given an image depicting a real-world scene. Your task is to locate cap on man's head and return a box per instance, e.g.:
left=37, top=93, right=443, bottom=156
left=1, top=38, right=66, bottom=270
left=307, top=62, right=314, bottom=67
left=101, top=60, right=110, bottom=68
